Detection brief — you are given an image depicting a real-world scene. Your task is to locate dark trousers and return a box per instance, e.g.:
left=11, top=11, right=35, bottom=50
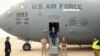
left=5, top=52, right=10, bottom=56
left=52, top=37, right=56, bottom=45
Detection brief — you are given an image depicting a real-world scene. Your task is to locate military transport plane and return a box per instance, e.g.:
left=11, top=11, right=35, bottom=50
left=0, top=0, right=100, bottom=51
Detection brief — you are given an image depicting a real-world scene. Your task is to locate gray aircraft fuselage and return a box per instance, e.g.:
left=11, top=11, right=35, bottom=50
left=0, top=0, right=100, bottom=44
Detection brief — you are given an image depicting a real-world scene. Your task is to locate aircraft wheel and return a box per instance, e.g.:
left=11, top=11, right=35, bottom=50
left=23, top=43, right=31, bottom=51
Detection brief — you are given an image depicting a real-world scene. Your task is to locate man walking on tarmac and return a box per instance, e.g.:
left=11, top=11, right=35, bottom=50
left=92, top=37, right=100, bottom=56
left=5, top=36, right=11, bottom=56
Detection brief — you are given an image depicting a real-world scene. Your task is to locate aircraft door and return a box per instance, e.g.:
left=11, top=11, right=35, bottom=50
left=49, top=22, right=59, bottom=46
left=49, top=22, right=59, bottom=32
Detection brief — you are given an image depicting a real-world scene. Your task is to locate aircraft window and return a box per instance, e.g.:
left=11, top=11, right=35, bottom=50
left=6, top=10, right=13, bottom=16
left=20, top=5, right=24, bottom=9
left=69, top=17, right=77, bottom=26
left=7, top=11, right=11, bottom=15
left=16, top=2, right=27, bottom=9
left=81, top=17, right=88, bottom=26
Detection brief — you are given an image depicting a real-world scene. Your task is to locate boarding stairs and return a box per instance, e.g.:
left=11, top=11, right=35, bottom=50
left=48, top=36, right=59, bottom=55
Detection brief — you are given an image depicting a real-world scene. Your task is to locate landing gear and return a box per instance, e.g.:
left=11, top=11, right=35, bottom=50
left=79, top=44, right=82, bottom=47
left=23, top=43, right=31, bottom=51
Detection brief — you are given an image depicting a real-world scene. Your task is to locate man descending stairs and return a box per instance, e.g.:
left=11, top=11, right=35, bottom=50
left=48, top=27, right=59, bottom=56
left=48, top=36, right=59, bottom=56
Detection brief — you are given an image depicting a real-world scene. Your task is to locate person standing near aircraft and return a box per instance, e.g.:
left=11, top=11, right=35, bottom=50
left=40, top=36, right=48, bottom=56
left=5, top=36, right=11, bottom=56
left=92, top=37, right=100, bottom=56
left=50, top=27, right=57, bottom=46
left=60, top=37, right=67, bottom=56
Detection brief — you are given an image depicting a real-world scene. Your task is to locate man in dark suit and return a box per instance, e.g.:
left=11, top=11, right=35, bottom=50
left=5, top=36, right=11, bottom=56
left=50, top=27, right=57, bottom=45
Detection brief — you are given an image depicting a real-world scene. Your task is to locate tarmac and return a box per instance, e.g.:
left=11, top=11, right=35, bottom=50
left=0, top=28, right=96, bottom=56
left=0, top=37, right=95, bottom=56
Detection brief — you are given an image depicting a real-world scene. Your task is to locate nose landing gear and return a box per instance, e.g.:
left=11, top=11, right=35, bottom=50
left=23, top=43, right=31, bottom=51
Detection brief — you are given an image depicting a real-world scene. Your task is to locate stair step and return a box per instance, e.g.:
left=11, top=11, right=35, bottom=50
left=48, top=47, right=58, bottom=54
